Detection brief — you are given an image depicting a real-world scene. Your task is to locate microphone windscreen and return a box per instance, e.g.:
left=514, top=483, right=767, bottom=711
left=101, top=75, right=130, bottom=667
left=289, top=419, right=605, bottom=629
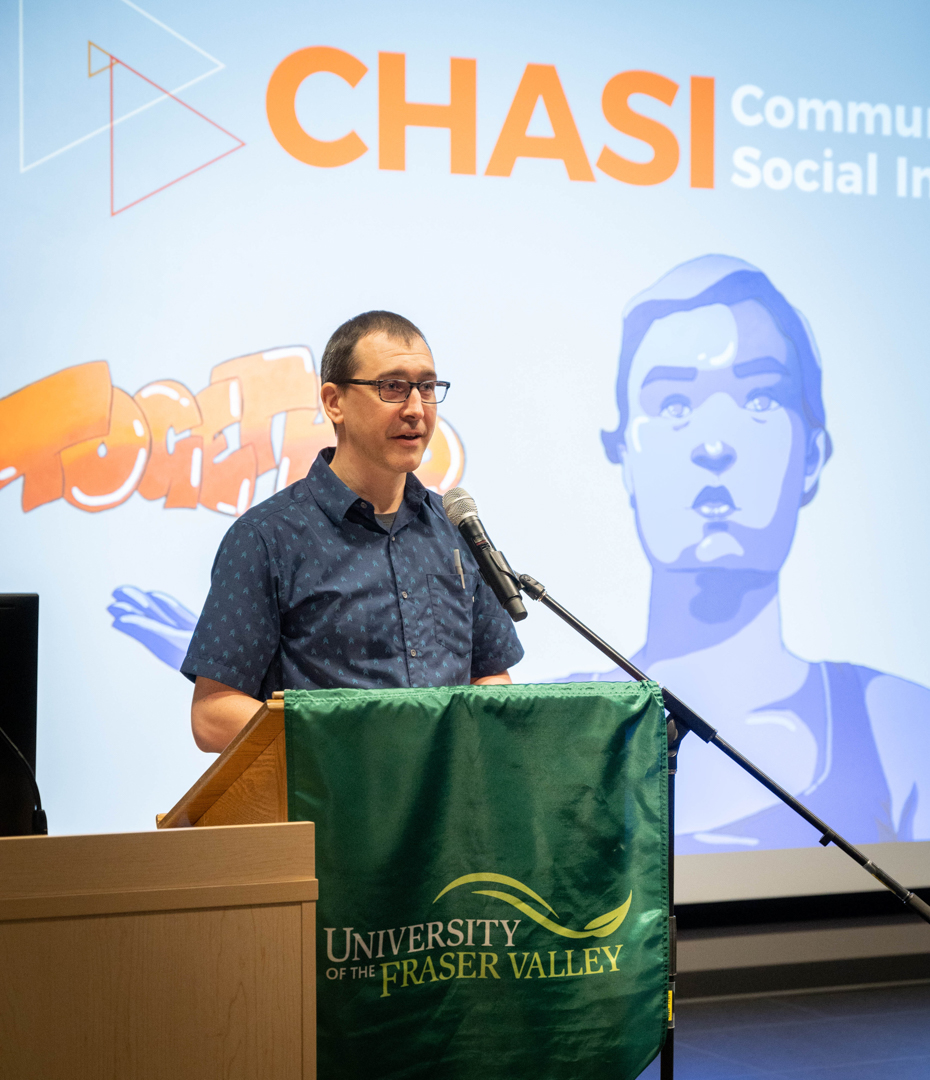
left=442, top=487, right=478, bottom=526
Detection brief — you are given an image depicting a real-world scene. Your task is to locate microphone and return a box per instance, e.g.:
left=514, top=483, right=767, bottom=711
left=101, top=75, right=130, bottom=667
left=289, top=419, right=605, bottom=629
left=442, top=488, right=527, bottom=622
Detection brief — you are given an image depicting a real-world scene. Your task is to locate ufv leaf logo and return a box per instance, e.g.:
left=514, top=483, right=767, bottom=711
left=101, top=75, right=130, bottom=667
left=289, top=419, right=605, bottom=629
left=434, top=873, right=633, bottom=939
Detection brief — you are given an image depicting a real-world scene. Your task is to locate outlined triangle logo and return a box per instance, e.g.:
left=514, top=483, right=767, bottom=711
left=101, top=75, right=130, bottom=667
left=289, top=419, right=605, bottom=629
left=88, top=40, right=111, bottom=78
left=19, top=0, right=229, bottom=173
left=92, top=49, right=244, bottom=215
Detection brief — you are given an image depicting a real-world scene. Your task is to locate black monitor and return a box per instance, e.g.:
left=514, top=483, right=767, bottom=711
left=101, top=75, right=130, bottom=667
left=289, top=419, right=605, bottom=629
left=0, top=594, right=40, bottom=835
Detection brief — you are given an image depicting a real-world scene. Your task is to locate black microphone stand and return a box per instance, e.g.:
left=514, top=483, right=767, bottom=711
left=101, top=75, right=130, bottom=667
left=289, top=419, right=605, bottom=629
left=513, top=572, right=930, bottom=1080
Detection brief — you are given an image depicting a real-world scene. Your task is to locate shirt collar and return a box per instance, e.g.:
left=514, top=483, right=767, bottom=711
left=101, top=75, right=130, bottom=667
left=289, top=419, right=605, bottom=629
left=306, top=447, right=435, bottom=526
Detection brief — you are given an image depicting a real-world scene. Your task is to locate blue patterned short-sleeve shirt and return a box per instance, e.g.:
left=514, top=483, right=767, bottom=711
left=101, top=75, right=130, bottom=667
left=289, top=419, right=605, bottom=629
left=181, top=449, right=524, bottom=697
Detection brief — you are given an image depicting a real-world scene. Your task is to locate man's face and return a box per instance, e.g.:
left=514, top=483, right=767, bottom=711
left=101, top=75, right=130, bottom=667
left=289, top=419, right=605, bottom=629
left=328, top=331, right=438, bottom=475
left=620, top=301, right=822, bottom=572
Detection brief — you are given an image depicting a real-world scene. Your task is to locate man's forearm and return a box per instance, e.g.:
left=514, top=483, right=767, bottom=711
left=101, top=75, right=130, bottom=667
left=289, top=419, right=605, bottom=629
left=471, top=671, right=513, bottom=686
left=191, top=677, right=263, bottom=753
left=193, top=671, right=510, bottom=752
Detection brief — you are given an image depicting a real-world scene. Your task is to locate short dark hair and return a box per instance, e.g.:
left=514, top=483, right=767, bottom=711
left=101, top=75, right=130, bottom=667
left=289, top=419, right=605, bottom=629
left=320, top=311, right=428, bottom=385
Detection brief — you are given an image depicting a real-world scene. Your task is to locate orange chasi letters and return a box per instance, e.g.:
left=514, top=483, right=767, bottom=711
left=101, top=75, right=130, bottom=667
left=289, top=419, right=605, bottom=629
left=379, top=52, right=477, bottom=174
left=485, top=64, right=594, bottom=181
left=266, top=47, right=715, bottom=189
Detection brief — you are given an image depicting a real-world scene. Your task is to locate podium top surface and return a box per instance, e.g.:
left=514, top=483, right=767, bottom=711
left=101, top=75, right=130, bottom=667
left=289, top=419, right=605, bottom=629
left=0, top=820, right=315, bottom=922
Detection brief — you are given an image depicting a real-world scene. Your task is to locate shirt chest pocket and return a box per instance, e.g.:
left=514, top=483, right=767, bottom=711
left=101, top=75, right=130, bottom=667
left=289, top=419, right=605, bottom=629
left=427, top=573, right=478, bottom=657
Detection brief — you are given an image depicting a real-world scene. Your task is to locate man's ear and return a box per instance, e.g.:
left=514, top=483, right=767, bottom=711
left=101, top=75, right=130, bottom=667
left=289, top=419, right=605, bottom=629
left=801, top=428, right=828, bottom=502
left=320, top=382, right=344, bottom=432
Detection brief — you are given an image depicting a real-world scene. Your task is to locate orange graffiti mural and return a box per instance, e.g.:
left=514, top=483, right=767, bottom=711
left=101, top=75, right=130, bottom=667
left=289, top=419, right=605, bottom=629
left=0, top=348, right=465, bottom=515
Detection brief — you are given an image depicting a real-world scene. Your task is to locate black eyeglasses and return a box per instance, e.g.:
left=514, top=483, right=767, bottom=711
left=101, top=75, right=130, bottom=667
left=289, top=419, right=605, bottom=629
left=343, top=378, right=450, bottom=404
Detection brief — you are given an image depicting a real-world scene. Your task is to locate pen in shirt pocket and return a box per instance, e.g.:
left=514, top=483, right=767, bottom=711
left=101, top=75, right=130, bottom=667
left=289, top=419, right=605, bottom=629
left=453, top=548, right=466, bottom=589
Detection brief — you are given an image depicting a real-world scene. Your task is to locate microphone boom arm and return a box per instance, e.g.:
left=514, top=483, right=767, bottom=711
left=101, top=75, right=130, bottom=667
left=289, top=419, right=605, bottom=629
left=516, top=572, right=930, bottom=926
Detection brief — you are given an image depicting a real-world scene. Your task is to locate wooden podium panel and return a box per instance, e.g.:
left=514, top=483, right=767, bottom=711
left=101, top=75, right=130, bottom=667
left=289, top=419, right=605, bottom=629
left=159, top=699, right=288, bottom=829
left=0, top=822, right=316, bottom=1080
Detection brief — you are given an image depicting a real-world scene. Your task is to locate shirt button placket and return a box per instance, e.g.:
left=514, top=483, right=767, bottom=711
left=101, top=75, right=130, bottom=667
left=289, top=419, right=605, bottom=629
left=390, top=531, right=415, bottom=681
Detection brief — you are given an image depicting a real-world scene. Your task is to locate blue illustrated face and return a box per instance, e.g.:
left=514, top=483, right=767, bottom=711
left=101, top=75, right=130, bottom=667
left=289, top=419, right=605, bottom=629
left=620, top=301, right=826, bottom=574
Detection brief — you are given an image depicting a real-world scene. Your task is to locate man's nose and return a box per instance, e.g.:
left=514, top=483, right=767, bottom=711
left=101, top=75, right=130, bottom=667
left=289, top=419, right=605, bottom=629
left=690, top=440, right=736, bottom=474
left=400, top=387, right=425, bottom=418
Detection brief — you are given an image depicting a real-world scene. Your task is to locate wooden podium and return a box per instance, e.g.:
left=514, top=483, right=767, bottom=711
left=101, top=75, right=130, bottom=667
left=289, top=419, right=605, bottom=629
left=0, top=699, right=314, bottom=1080
left=158, top=696, right=289, bottom=829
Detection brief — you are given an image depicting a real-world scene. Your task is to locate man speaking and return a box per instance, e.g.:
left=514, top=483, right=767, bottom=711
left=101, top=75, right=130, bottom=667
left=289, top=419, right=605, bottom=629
left=181, top=311, right=524, bottom=752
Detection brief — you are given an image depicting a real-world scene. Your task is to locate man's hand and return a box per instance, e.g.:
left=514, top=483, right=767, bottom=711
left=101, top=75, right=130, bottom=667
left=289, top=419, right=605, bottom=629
left=471, top=671, right=513, bottom=686
left=191, top=677, right=263, bottom=753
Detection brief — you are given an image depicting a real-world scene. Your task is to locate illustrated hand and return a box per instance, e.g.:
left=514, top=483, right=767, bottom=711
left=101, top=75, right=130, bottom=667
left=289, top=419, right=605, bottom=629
left=108, top=586, right=198, bottom=670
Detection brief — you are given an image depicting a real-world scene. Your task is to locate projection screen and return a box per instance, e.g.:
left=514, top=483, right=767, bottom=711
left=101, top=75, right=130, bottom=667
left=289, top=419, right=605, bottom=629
left=3, top=0, right=928, bottom=902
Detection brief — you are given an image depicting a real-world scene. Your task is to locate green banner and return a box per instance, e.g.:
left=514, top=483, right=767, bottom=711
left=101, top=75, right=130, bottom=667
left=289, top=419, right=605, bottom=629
left=285, top=681, right=669, bottom=1080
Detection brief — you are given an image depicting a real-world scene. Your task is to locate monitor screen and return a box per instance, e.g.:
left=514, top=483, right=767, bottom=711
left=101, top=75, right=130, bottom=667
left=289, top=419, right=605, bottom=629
left=0, top=595, right=39, bottom=835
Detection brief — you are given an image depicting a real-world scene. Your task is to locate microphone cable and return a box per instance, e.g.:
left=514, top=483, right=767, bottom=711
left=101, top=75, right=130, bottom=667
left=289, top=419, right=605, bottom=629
left=0, top=723, right=48, bottom=834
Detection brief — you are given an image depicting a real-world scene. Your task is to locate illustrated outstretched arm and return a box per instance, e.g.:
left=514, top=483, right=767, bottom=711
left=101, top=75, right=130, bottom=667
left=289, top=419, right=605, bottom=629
left=108, top=586, right=198, bottom=669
